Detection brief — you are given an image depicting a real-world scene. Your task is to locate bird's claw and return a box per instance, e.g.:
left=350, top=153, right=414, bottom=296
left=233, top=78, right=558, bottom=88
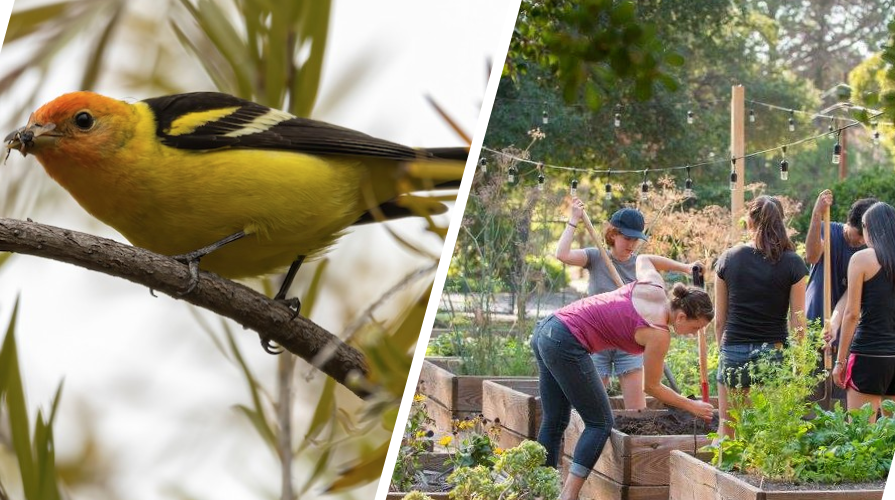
left=259, top=297, right=302, bottom=355
left=172, top=252, right=202, bottom=295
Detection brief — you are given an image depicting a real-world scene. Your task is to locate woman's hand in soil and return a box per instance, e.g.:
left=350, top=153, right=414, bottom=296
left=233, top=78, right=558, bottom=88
left=689, top=400, right=715, bottom=421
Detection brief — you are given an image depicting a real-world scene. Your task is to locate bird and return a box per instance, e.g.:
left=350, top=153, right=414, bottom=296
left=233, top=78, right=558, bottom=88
left=5, top=91, right=467, bottom=351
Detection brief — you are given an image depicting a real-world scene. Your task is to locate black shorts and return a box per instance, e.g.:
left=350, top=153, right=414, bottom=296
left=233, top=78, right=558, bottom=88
left=845, top=353, right=895, bottom=396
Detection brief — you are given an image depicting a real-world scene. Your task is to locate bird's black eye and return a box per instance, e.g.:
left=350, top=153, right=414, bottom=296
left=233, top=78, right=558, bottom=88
left=74, top=111, right=94, bottom=130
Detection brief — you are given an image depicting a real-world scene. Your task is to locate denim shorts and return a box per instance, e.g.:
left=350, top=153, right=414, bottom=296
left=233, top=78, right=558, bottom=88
left=717, top=342, right=784, bottom=388
left=591, top=349, right=643, bottom=378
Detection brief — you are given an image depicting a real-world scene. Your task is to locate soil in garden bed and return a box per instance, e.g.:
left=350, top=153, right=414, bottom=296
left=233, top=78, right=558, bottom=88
left=733, top=472, right=885, bottom=491
left=614, top=410, right=718, bottom=435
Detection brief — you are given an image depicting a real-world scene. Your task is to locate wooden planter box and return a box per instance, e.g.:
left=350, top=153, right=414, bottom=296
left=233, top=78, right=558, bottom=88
left=668, top=451, right=884, bottom=500
left=562, top=409, right=713, bottom=500
left=418, top=357, right=531, bottom=431
left=481, top=379, right=541, bottom=450
left=387, top=452, right=452, bottom=500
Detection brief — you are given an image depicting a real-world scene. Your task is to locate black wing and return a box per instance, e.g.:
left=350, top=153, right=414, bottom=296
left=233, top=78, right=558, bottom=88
left=142, top=92, right=459, bottom=162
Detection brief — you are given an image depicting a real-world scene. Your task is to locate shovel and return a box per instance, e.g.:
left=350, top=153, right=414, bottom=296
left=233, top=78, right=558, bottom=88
left=821, top=206, right=834, bottom=409
left=692, top=265, right=710, bottom=403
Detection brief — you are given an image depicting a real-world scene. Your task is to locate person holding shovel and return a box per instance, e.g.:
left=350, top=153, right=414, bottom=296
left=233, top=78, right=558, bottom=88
left=831, top=202, right=895, bottom=421
left=714, top=195, right=808, bottom=439
left=556, top=198, right=649, bottom=409
left=531, top=252, right=714, bottom=500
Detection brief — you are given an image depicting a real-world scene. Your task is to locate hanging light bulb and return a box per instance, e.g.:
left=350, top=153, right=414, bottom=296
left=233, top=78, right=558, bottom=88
left=873, top=122, right=880, bottom=145
left=832, top=136, right=841, bottom=164
left=828, top=117, right=834, bottom=133
left=779, top=146, right=789, bottom=181
left=640, top=171, right=649, bottom=201
left=479, top=157, right=487, bottom=173
left=684, top=166, right=693, bottom=198
left=788, top=110, right=795, bottom=132
left=687, top=110, right=694, bottom=124
left=729, top=158, right=737, bottom=191
left=570, top=179, right=579, bottom=196
left=542, top=109, right=549, bottom=125
left=749, top=108, right=755, bottom=123
left=538, top=173, right=545, bottom=190
left=604, top=171, right=612, bottom=201
left=614, top=112, right=621, bottom=128
left=508, top=165, right=517, bottom=183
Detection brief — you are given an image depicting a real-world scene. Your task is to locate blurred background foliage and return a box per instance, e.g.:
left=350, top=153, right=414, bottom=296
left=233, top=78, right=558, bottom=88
left=0, top=0, right=472, bottom=498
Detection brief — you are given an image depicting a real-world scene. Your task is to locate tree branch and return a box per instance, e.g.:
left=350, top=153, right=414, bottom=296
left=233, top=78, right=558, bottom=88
left=0, top=218, right=370, bottom=399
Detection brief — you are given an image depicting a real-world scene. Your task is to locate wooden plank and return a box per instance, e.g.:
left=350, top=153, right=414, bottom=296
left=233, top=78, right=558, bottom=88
left=419, top=358, right=460, bottom=409
left=670, top=451, right=884, bottom=500
left=482, top=379, right=541, bottom=437
left=563, top=457, right=669, bottom=500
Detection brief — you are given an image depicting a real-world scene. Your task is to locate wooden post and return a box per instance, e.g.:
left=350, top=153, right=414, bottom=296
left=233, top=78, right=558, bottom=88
left=730, top=86, right=745, bottom=235
left=839, top=128, right=848, bottom=180
left=823, top=207, right=832, bottom=371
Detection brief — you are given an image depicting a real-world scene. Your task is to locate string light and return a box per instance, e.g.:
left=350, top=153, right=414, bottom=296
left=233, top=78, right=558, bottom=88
left=873, top=122, right=880, bottom=145
left=604, top=171, right=612, bottom=201
left=614, top=112, right=621, bottom=128
left=832, top=132, right=842, bottom=164
left=570, top=179, right=578, bottom=196
left=537, top=163, right=545, bottom=191
left=479, top=157, right=487, bottom=173
left=749, top=108, right=755, bottom=123
left=687, top=110, right=694, bottom=124
left=789, top=110, right=795, bottom=132
left=729, top=158, right=737, bottom=191
left=684, top=166, right=693, bottom=198
left=507, top=164, right=517, bottom=183
left=542, top=108, right=549, bottom=125
left=828, top=117, right=834, bottom=132
left=640, top=170, right=649, bottom=201
left=780, top=145, right=789, bottom=181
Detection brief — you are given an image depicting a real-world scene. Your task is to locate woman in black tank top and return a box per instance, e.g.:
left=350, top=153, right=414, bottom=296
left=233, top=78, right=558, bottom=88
left=833, top=202, right=895, bottom=421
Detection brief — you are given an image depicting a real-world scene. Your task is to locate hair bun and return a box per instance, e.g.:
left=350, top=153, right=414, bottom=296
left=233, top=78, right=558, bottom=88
left=672, top=282, right=689, bottom=299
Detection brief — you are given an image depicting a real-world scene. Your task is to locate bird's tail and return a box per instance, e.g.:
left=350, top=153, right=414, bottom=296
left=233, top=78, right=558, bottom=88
left=401, top=146, right=469, bottom=191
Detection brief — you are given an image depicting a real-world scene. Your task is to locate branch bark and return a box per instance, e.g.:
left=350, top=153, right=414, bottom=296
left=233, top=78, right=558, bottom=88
left=0, top=218, right=370, bottom=399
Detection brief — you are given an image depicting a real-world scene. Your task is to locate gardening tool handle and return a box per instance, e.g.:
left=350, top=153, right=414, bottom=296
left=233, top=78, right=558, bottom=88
left=693, top=264, right=710, bottom=402
left=823, top=207, right=832, bottom=371
left=582, top=212, right=624, bottom=288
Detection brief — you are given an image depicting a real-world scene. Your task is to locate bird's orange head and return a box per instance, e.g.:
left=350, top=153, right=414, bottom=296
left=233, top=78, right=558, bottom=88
left=5, top=91, right=136, bottom=168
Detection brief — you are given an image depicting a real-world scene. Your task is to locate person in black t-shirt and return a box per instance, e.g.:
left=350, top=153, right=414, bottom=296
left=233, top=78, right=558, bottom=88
left=831, top=202, right=895, bottom=421
left=714, top=195, right=808, bottom=438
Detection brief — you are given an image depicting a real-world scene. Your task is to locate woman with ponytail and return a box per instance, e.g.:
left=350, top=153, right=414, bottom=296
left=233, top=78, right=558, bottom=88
left=531, top=253, right=714, bottom=500
left=832, top=202, right=895, bottom=420
left=714, top=195, right=808, bottom=438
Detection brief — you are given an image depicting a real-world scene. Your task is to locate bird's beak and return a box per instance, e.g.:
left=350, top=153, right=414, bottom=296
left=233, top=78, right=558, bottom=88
left=4, top=122, right=59, bottom=157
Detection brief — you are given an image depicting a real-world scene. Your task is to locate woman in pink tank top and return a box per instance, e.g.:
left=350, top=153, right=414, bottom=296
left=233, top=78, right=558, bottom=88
left=531, top=254, right=715, bottom=500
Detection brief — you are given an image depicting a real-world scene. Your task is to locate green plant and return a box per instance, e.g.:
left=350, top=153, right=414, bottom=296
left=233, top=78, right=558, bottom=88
left=447, top=440, right=561, bottom=500
left=664, top=333, right=720, bottom=398
left=703, top=322, right=894, bottom=483
left=402, top=492, right=434, bottom=500
left=391, top=394, right=436, bottom=492
left=446, top=415, right=501, bottom=470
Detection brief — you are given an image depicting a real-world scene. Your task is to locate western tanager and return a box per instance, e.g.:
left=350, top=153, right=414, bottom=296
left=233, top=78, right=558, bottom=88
left=5, top=91, right=466, bottom=347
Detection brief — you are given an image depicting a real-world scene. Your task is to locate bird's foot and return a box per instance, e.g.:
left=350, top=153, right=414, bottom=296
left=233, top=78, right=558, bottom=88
left=260, top=297, right=301, bottom=355
left=171, top=251, right=203, bottom=295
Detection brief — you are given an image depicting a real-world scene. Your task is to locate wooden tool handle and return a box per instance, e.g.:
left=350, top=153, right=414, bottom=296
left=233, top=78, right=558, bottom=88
left=823, top=206, right=832, bottom=371
left=582, top=212, right=624, bottom=288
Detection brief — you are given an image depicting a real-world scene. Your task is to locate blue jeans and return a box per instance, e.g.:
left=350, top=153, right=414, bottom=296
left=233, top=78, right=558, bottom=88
left=717, top=342, right=784, bottom=388
left=531, top=315, right=613, bottom=478
left=591, top=348, right=644, bottom=378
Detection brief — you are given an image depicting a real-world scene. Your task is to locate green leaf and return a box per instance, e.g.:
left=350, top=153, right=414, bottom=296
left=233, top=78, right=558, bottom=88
left=664, top=52, right=685, bottom=67
left=4, top=1, right=70, bottom=43
left=300, top=377, right=335, bottom=450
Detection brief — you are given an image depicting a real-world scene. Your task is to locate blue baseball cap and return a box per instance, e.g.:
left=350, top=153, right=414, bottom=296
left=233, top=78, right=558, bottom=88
left=609, top=208, right=648, bottom=240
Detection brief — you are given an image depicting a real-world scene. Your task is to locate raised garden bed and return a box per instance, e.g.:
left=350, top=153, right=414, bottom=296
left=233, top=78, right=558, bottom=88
left=562, top=409, right=716, bottom=500
left=387, top=452, right=452, bottom=500
left=482, top=379, right=541, bottom=450
left=418, top=357, right=532, bottom=431
left=668, top=451, right=884, bottom=500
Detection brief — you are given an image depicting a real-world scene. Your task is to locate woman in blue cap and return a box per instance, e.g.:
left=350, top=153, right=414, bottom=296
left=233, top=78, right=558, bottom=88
left=556, top=198, right=650, bottom=409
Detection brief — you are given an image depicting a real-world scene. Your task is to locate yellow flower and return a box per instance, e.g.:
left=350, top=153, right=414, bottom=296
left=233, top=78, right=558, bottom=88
left=494, top=448, right=504, bottom=455
left=414, top=394, right=427, bottom=402
left=439, top=435, right=453, bottom=447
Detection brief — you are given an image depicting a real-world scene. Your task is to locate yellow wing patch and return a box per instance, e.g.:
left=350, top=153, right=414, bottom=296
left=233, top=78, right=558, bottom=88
left=166, top=107, right=240, bottom=136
